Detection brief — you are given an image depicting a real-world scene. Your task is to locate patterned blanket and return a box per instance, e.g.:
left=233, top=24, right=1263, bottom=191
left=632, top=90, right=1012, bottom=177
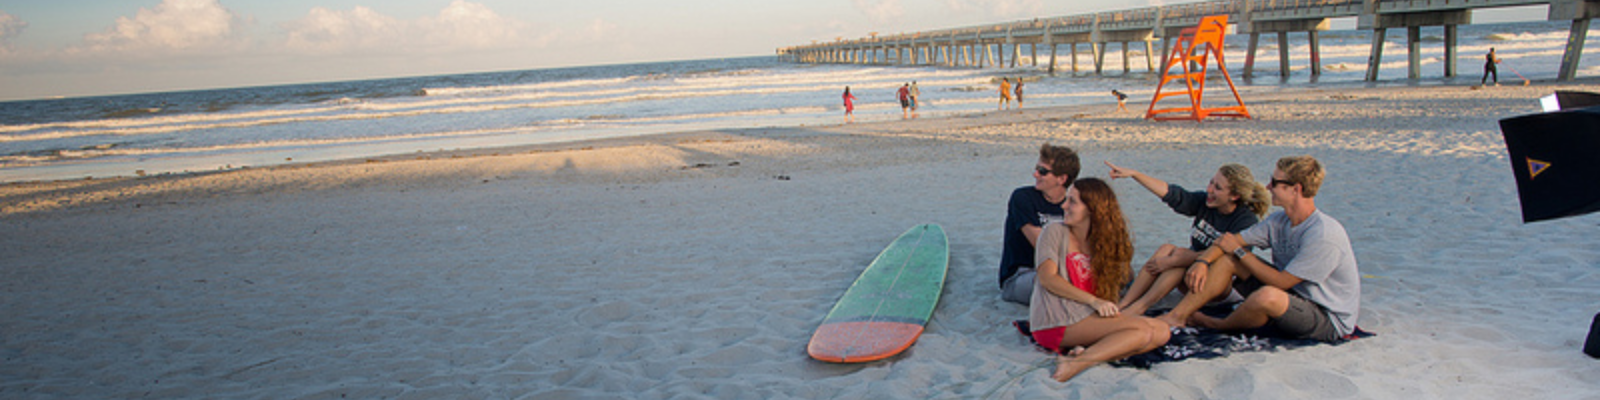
left=1015, top=305, right=1374, bottom=368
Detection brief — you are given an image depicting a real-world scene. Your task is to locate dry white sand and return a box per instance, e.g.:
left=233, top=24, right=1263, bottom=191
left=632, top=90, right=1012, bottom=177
left=3, top=82, right=1599, bottom=399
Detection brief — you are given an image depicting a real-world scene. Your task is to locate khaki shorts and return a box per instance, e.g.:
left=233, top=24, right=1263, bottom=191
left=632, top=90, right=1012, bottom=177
left=1233, top=277, right=1340, bottom=342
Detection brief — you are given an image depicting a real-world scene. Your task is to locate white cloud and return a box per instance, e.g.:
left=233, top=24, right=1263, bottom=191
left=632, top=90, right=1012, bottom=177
left=423, top=0, right=525, bottom=48
left=852, top=0, right=906, bottom=24
left=281, top=0, right=539, bottom=55
left=0, top=10, right=25, bottom=55
left=0, top=11, right=24, bottom=41
left=588, top=18, right=619, bottom=42
left=281, top=6, right=402, bottom=53
left=74, top=0, right=248, bottom=55
left=943, top=0, right=1044, bottom=19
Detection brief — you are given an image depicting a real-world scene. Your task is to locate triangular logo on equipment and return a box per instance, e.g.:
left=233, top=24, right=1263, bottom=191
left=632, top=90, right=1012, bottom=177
left=1527, top=157, right=1551, bottom=179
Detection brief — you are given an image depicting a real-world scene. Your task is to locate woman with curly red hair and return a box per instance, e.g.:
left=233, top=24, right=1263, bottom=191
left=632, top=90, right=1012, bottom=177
left=1028, top=178, right=1171, bottom=382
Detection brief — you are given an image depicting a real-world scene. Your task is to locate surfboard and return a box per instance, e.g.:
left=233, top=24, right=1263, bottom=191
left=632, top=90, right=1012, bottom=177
left=807, top=224, right=949, bottom=363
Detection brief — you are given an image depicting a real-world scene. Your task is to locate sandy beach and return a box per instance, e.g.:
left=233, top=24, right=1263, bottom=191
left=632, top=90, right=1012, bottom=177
left=3, top=82, right=1599, bottom=398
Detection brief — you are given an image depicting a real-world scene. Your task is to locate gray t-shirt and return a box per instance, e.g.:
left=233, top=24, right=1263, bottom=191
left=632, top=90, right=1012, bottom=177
left=1028, top=223, right=1096, bottom=331
left=1238, top=209, right=1361, bottom=336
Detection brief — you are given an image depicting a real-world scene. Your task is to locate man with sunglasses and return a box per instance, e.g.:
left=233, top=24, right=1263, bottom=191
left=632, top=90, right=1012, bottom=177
left=1156, top=155, right=1361, bottom=342
left=999, top=143, right=1081, bottom=305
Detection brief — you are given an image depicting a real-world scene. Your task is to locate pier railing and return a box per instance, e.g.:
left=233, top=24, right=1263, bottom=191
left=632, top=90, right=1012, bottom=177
left=778, top=0, right=1600, bottom=81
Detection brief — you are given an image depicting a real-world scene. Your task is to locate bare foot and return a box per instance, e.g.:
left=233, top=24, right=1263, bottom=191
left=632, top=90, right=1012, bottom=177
left=1155, top=312, right=1188, bottom=329
left=1051, top=347, right=1091, bottom=382
left=1122, top=303, right=1149, bottom=317
left=1189, top=313, right=1221, bottom=329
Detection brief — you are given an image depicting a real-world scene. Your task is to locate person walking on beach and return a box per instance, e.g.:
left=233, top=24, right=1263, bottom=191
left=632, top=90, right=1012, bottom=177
left=898, top=83, right=912, bottom=119
left=1483, top=48, right=1500, bottom=86
left=909, top=81, right=921, bottom=117
left=1105, top=161, right=1270, bottom=316
left=842, top=86, right=857, bottom=124
left=1026, top=178, right=1171, bottom=382
left=1112, top=90, right=1128, bottom=112
left=999, top=78, right=1013, bottom=110
left=999, top=143, right=1080, bottom=305
left=1156, top=156, right=1361, bottom=343
left=1014, top=77, right=1025, bottom=109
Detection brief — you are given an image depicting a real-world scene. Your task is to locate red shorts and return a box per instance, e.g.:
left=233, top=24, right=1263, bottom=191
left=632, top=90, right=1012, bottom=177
left=1031, top=326, right=1067, bottom=353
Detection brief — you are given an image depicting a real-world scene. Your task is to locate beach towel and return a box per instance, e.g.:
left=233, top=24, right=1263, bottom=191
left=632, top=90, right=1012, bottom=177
left=1013, top=304, right=1374, bottom=368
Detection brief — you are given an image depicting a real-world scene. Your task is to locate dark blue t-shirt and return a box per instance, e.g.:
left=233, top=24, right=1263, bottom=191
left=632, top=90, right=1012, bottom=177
left=1000, top=186, right=1064, bottom=287
left=1161, top=183, right=1260, bottom=251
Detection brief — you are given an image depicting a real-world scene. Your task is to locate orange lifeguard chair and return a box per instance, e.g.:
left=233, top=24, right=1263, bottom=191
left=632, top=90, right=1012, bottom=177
left=1146, top=15, right=1251, bottom=121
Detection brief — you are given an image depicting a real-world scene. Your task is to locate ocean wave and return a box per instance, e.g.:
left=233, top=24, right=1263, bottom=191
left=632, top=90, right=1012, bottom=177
left=0, top=126, right=550, bottom=166
left=98, top=107, right=164, bottom=119
left=420, top=77, right=636, bottom=97
left=0, top=76, right=993, bottom=144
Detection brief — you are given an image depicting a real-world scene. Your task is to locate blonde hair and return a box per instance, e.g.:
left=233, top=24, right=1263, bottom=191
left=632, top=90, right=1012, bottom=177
left=1276, top=156, right=1325, bottom=197
left=1220, top=164, right=1270, bottom=218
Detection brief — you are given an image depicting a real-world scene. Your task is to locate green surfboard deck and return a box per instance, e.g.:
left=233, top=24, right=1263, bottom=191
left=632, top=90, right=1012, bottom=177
left=808, top=224, right=949, bottom=363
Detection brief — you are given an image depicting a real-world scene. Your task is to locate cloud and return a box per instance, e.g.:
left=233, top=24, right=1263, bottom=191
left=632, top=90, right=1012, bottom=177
left=281, top=0, right=539, bottom=55
left=852, top=0, right=906, bottom=24
left=943, top=0, right=1044, bottom=18
left=588, top=18, right=619, bottom=42
left=0, top=10, right=25, bottom=54
left=280, top=6, right=402, bottom=53
left=74, top=0, right=248, bottom=56
left=424, top=0, right=526, bottom=48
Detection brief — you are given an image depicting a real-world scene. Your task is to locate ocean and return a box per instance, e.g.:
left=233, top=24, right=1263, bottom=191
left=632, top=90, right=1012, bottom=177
left=1, top=20, right=1593, bottom=183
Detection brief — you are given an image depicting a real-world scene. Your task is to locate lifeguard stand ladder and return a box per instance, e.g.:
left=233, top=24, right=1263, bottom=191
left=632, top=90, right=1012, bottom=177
left=1146, top=15, right=1251, bottom=121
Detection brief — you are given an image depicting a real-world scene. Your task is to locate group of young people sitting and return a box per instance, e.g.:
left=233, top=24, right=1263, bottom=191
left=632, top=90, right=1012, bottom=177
left=999, top=144, right=1362, bottom=382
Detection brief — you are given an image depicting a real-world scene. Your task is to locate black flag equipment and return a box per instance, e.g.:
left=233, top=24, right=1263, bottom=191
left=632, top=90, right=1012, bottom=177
left=1498, top=91, right=1600, bottom=223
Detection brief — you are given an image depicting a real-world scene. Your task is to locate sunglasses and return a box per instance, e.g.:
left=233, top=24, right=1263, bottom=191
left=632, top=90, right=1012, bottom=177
left=1269, top=178, right=1295, bottom=188
left=1035, top=166, right=1052, bottom=176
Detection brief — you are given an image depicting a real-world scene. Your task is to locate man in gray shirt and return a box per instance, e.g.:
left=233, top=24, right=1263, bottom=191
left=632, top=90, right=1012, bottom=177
left=1156, top=155, right=1360, bottom=342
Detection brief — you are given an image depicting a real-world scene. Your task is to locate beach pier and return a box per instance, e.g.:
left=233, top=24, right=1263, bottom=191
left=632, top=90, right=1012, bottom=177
left=778, top=0, right=1595, bottom=82
left=1359, top=1, right=1472, bottom=80
left=1551, top=0, right=1600, bottom=80
left=1236, top=0, right=1361, bottom=79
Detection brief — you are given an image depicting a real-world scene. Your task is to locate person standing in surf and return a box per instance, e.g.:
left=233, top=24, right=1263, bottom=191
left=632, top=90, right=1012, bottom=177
left=1105, top=161, right=1270, bottom=316
left=1027, top=178, right=1171, bottom=382
left=842, top=86, right=857, bottom=124
left=898, top=83, right=912, bottom=119
left=999, top=143, right=1080, bottom=305
left=1483, top=48, right=1500, bottom=86
left=1014, top=77, right=1024, bottom=109
left=909, top=81, right=921, bottom=118
left=999, top=78, right=1013, bottom=110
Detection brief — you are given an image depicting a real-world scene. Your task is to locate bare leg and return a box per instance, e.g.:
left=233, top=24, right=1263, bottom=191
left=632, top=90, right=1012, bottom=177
left=1049, top=315, right=1172, bottom=382
left=1118, top=263, right=1159, bottom=310
left=1121, top=245, right=1197, bottom=316
left=1157, top=253, right=1243, bottom=328
left=1123, top=268, right=1185, bottom=316
left=1192, top=285, right=1290, bottom=331
left=1119, top=244, right=1177, bottom=309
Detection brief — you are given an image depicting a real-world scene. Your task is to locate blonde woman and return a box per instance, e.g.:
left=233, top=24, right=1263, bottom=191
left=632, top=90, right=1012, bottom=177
left=1105, top=162, right=1270, bottom=316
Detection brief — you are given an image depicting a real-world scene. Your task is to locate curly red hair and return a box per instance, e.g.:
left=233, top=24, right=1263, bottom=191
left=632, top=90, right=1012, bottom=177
left=1072, top=178, right=1133, bottom=301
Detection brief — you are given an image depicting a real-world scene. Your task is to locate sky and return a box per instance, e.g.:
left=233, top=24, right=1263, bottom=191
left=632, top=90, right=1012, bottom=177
left=0, top=0, right=1546, bottom=102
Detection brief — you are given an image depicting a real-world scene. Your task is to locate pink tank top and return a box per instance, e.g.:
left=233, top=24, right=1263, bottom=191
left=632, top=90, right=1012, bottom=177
left=1063, top=252, right=1095, bottom=295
